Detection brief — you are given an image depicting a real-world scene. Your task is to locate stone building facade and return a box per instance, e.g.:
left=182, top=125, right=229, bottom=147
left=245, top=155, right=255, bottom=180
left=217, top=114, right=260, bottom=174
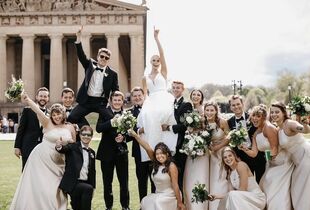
left=0, top=0, right=147, bottom=121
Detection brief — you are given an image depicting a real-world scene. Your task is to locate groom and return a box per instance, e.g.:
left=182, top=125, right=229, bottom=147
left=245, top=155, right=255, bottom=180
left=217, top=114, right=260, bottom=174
left=67, top=26, right=119, bottom=125
left=162, top=81, right=192, bottom=194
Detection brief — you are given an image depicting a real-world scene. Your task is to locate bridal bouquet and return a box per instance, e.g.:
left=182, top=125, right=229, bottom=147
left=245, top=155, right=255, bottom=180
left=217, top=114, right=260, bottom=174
left=112, top=110, right=137, bottom=134
left=179, top=130, right=212, bottom=159
left=288, top=96, right=310, bottom=116
left=5, top=75, right=24, bottom=102
left=228, top=122, right=248, bottom=147
left=191, top=183, right=212, bottom=203
left=180, top=110, right=202, bottom=129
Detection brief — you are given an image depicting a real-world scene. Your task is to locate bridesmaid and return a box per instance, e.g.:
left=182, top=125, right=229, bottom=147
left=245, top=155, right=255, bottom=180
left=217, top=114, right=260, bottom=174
left=211, top=146, right=266, bottom=210
left=183, top=89, right=209, bottom=210
left=205, top=101, right=230, bottom=210
left=128, top=129, right=186, bottom=210
left=189, top=89, right=204, bottom=116
left=270, top=102, right=310, bottom=210
left=240, top=105, right=294, bottom=210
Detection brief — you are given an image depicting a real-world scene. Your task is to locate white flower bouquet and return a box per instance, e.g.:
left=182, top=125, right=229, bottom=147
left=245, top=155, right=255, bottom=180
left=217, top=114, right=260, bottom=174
left=179, top=130, right=212, bottom=159
left=228, top=122, right=248, bottom=147
left=288, top=96, right=310, bottom=116
left=5, top=75, right=24, bottom=102
left=180, top=110, right=202, bottom=129
left=191, top=183, right=212, bottom=203
left=112, top=110, right=137, bottom=134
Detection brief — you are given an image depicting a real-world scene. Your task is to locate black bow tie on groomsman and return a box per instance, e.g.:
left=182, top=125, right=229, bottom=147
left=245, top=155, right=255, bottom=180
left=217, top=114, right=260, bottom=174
left=235, top=116, right=244, bottom=123
left=95, top=67, right=104, bottom=72
left=113, top=111, right=122, bottom=115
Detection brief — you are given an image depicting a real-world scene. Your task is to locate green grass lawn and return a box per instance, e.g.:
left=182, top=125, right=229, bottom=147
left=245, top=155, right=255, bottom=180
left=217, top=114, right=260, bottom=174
left=0, top=140, right=142, bottom=210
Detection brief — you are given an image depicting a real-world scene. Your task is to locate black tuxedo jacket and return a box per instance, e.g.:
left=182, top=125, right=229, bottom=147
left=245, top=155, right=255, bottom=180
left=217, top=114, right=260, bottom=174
left=96, top=107, right=127, bottom=162
left=172, top=97, right=193, bottom=150
left=126, top=106, right=141, bottom=160
left=75, top=43, right=119, bottom=105
left=57, top=142, right=96, bottom=194
left=227, top=113, right=265, bottom=166
left=14, top=107, right=43, bottom=159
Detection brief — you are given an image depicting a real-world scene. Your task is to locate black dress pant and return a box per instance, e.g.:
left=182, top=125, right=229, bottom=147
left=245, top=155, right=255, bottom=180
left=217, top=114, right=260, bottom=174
left=100, top=154, right=129, bottom=209
left=70, top=181, right=94, bottom=210
left=173, top=149, right=187, bottom=195
left=134, top=159, right=155, bottom=201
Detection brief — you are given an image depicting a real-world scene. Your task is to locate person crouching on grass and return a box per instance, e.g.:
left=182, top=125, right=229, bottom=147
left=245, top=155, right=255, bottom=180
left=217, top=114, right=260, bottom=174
left=56, top=125, right=96, bottom=210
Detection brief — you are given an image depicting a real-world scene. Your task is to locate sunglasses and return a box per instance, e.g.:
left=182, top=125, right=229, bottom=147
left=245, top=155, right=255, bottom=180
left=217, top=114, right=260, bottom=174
left=80, top=133, right=92, bottom=137
left=152, top=59, right=160, bottom=62
left=99, top=55, right=110, bottom=60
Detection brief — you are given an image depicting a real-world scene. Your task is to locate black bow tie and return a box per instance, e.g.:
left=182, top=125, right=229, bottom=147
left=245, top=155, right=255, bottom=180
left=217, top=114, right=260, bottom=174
left=83, top=147, right=90, bottom=152
left=113, top=111, right=122, bottom=115
left=40, top=108, right=46, bottom=112
left=236, top=116, right=244, bottom=123
left=66, top=108, right=72, bottom=113
left=174, top=99, right=177, bottom=104
left=134, top=105, right=142, bottom=109
left=95, top=67, right=104, bottom=72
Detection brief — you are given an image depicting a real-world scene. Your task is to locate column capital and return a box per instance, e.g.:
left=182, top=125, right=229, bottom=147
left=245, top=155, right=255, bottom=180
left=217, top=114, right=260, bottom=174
left=0, top=34, right=8, bottom=40
left=48, top=33, right=63, bottom=39
left=105, top=32, right=120, bottom=38
left=129, top=32, right=143, bottom=38
left=20, top=33, right=35, bottom=39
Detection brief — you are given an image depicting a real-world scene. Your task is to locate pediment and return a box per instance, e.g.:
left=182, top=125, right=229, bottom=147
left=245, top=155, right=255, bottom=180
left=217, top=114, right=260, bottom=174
left=0, top=0, right=147, bottom=13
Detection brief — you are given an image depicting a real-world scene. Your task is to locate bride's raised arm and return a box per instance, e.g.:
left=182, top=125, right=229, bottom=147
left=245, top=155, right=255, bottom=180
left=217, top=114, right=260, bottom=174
left=154, top=27, right=167, bottom=79
left=21, top=92, right=49, bottom=128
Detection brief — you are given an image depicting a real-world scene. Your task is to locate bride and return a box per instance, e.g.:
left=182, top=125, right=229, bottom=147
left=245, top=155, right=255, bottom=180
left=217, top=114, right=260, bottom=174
left=10, top=92, right=76, bottom=210
left=138, top=27, right=177, bottom=161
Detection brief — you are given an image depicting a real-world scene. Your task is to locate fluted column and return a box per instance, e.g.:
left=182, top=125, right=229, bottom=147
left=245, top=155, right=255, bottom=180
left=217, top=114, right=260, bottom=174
left=77, top=33, right=91, bottom=86
left=130, top=32, right=144, bottom=88
left=49, top=33, right=63, bottom=103
left=0, top=34, right=8, bottom=102
left=21, top=33, right=35, bottom=99
left=106, top=32, right=120, bottom=72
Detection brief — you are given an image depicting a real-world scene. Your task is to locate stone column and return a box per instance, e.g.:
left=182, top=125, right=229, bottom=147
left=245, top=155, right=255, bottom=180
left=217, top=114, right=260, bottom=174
left=49, top=33, right=63, bottom=103
left=0, top=34, right=7, bottom=102
left=106, top=32, right=120, bottom=72
left=34, top=38, right=42, bottom=90
left=77, top=33, right=91, bottom=86
left=21, top=33, right=36, bottom=99
left=130, top=32, right=144, bottom=89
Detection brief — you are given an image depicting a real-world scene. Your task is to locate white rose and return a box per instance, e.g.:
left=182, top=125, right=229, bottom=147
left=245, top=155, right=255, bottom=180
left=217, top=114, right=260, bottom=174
left=196, top=149, right=204, bottom=156
left=196, top=136, right=203, bottom=144
left=305, top=103, right=310, bottom=112
left=201, top=131, right=209, bottom=137
left=194, top=116, right=200, bottom=122
left=186, top=116, right=193, bottom=124
left=191, top=151, right=196, bottom=156
left=235, top=131, right=240, bottom=136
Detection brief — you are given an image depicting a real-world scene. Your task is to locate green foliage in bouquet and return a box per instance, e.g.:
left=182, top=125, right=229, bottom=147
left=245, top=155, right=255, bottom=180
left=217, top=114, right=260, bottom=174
left=179, top=130, right=212, bottom=160
left=113, top=110, right=137, bottom=134
left=5, top=75, right=24, bottom=102
left=228, top=122, right=248, bottom=147
left=180, top=110, right=202, bottom=129
left=191, top=183, right=210, bottom=203
left=288, top=96, right=310, bottom=116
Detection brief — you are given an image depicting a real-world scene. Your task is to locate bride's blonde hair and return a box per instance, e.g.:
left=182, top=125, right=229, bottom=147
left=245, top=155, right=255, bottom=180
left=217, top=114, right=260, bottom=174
left=49, top=103, right=66, bottom=125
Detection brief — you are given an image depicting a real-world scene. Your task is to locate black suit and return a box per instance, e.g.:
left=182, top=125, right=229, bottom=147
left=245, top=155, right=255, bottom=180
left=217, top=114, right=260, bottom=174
left=67, top=42, right=119, bottom=125
left=96, top=107, right=129, bottom=209
left=227, top=113, right=266, bottom=183
left=14, top=107, right=45, bottom=170
left=171, top=97, right=193, bottom=193
left=127, top=106, right=155, bottom=201
left=57, top=142, right=96, bottom=210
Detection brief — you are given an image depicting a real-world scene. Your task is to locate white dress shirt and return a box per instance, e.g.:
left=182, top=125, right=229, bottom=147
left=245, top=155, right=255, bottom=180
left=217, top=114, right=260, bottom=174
left=87, top=66, right=106, bottom=97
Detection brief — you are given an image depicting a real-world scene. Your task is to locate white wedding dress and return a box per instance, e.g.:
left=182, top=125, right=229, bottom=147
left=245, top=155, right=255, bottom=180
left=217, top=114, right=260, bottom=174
left=217, top=169, right=266, bottom=210
left=10, top=128, right=72, bottom=210
left=138, top=73, right=177, bottom=161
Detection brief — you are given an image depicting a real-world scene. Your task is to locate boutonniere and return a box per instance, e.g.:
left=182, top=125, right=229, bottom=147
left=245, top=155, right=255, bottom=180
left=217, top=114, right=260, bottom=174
left=246, top=119, right=252, bottom=130
left=104, top=72, right=108, bottom=77
left=174, top=103, right=179, bottom=109
left=90, top=153, right=95, bottom=159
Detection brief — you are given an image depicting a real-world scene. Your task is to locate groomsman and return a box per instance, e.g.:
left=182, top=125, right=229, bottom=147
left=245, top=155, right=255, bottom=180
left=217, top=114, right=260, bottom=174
left=96, top=91, right=130, bottom=210
left=227, top=95, right=266, bottom=183
left=67, top=26, right=119, bottom=126
left=14, top=87, right=49, bottom=170
left=56, top=125, right=96, bottom=210
left=162, top=81, right=192, bottom=194
left=127, top=87, right=155, bottom=201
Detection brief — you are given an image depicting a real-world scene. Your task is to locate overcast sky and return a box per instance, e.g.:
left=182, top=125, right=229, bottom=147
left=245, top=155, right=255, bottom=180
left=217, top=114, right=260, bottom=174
left=125, top=0, right=310, bottom=88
